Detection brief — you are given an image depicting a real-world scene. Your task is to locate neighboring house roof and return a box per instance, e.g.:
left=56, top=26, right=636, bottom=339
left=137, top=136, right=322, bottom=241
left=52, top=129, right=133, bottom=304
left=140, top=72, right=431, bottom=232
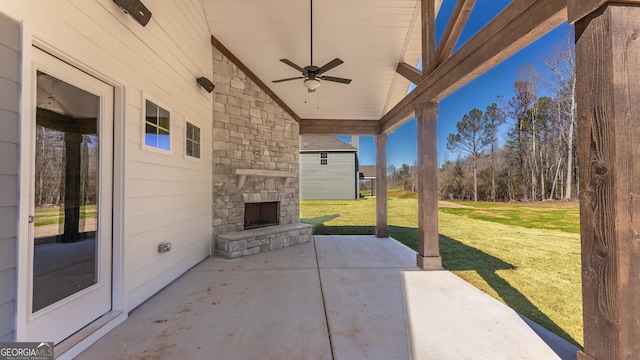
left=359, top=165, right=376, bottom=179
left=300, top=135, right=357, bottom=153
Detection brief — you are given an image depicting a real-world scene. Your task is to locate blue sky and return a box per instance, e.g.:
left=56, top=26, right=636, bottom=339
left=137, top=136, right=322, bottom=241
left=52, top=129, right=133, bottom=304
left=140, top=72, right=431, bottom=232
left=339, top=0, right=572, bottom=168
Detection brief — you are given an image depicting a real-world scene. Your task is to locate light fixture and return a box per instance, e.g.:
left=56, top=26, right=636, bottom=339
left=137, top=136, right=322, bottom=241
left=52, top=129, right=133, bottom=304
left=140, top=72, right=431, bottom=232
left=303, top=78, right=321, bottom=91
left=113, top=0, right=152, bottom=27
left=197, top=77, right=215, bottom=93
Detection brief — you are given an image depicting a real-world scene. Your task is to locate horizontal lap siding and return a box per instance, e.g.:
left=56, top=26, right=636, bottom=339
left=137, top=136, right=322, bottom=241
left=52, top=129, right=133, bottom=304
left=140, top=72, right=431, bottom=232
left=0, top=10, right=19, bottom=341
left=300, top=152, right=356, bottom=200
left=4, top=0, right=213, bottom=310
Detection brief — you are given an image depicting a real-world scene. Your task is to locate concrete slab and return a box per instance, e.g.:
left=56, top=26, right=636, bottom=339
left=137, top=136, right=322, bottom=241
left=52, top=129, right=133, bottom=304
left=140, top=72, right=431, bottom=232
left=77, top=243, right=331, bottom=360
left=77, top=236, right=579, bottom=360
left=320, top=268, right=412, bottom=360
left=201, top=239, right=319, bottom=271
left=314, top=236, right=416, bottom=359
left=314, top=235, right=416, bottom=269
left=403, top=270, right=567, bottom=360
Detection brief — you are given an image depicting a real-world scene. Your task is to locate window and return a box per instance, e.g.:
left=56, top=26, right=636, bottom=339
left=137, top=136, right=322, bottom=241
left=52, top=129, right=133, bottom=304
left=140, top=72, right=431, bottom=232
left=144, top=99, right=170, bottom=151
left=320, top=152, right=328, bottom=165
left=186, top=121, right=201, bottom=159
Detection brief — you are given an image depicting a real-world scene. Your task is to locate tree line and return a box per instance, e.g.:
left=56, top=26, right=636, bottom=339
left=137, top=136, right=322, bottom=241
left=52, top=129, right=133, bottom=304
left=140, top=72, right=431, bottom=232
left=390, top=32, right=577, bottom=202
left=35, top=125, right=98, bottom=208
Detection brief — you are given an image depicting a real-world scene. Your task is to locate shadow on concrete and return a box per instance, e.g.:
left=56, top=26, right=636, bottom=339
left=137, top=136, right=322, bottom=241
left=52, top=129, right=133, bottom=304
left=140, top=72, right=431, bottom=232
left=437, top=233, right=579, bottom=350
left=301, top=214, right=374, bottom=235
left=301, top=217, right=580, bottom=353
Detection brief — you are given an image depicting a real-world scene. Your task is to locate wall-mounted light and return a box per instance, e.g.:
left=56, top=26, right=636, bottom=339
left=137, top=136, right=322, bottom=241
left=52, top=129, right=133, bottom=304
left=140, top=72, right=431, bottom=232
left=197, top=77, right=215, bottom=93
left=113, top=0, right=152, bottom=27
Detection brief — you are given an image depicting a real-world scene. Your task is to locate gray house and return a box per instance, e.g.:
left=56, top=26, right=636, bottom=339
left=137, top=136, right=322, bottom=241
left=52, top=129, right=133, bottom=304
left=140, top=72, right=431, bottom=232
left=300, top=136, right=359, bottom=200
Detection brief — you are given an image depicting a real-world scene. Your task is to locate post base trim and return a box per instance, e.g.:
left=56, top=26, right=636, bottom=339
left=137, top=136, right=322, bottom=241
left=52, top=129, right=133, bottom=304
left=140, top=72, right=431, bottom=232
left=375, top=228, right=389, bottom=238
left=577, top=351, right=595, bottom=360
left=417, top=254, right=442, bottom=270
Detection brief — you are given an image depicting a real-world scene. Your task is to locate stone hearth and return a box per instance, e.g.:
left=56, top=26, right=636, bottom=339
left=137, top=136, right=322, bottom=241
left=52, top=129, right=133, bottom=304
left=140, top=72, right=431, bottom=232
left=217, top=223, right=312, bottom=259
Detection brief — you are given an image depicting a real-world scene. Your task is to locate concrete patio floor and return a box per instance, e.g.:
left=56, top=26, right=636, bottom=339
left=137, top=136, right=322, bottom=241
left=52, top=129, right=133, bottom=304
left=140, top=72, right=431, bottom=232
left=77, top=235, right=578, bottom=359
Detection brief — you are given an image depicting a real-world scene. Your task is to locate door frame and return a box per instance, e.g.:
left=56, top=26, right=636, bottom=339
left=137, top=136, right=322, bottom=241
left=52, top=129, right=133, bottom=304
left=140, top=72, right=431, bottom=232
left=16, top=37, right=128, bottom=349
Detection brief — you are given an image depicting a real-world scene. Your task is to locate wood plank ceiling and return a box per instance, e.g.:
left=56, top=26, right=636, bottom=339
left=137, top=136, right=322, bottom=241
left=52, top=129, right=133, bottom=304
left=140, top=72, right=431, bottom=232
left=202, top=0, right=442, bottom=123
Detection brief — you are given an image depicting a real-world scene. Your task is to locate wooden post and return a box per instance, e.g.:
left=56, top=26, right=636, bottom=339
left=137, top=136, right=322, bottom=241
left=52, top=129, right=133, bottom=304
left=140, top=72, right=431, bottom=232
left=573, top=3, right=640, bottom=359
left=375, top=134, right=388, bottom=238
left=416, top=102, right=441, bottom=269
left=62, top=132, right=82, bottom=243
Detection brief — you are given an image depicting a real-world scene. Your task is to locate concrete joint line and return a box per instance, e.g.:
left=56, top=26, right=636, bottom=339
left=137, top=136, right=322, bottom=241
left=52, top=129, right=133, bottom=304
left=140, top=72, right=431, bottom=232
left=313, top=237, right=336, bottom=360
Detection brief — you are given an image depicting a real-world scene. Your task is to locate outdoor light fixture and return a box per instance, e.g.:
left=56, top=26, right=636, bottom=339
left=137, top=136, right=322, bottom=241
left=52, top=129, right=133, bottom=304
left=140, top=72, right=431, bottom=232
left=113, top=0, right=152, bottom=27
left=303, top=78, right=321, bottom=91
left=197, top=77, right=215, bottom=93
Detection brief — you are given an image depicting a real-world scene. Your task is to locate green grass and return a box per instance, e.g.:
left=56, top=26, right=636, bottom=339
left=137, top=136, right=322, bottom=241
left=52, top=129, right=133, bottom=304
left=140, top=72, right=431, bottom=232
left=34, top=205, right=97, bottom=227
left=301, top=197, right=583, bottom=348
left=439, top=202, right=580, bottom=233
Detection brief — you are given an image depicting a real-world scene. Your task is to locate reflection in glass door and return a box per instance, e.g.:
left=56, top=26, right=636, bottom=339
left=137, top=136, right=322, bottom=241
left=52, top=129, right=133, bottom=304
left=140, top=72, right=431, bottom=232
left=27, top=47, right=113, bottom=345
left=32, top=71, right=100, bottom=311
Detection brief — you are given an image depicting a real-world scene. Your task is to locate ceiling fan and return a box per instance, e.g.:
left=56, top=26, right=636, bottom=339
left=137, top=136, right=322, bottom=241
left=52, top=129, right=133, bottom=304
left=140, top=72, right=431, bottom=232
left=272, top=0, right=352, bottom=92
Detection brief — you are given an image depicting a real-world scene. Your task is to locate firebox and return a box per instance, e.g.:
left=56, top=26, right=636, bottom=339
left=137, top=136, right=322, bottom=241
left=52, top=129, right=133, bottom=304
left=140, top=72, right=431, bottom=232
left=244, top=202, right=279, bottom=229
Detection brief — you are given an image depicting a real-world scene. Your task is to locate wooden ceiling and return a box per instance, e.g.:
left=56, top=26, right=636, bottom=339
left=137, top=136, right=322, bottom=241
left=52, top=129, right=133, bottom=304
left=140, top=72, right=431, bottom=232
left=203, top=0, right=568, bottom=135
left=203, top=0, right=442, bottom=125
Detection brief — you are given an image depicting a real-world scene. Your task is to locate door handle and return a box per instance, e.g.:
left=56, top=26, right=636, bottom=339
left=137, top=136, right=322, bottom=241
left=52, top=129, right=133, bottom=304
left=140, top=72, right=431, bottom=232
left=28, top=215, right=35, bottom=223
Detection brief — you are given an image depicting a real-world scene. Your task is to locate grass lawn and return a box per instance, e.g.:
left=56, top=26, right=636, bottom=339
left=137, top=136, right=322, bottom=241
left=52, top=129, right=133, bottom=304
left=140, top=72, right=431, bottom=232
left=34, top=205, right=97, bottom=227
left=301, top=194, right=583, bottom=348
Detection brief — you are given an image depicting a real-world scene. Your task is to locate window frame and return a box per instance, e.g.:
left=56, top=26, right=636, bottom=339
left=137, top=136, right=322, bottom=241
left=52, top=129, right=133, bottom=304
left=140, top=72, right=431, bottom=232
left=141, top=94, right=172, bottom=154
left=320, top=152, right=328, bottom=166
left=184, top=118, right=202, bottom=160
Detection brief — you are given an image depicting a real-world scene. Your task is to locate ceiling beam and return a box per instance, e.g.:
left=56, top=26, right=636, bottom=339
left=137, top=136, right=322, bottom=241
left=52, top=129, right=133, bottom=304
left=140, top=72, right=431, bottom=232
left=396, top=62, right=422, bottom=85
left=380, top=0, right=567, bottom=134
left=426, top=0, right=476, bottom=75
left=211, top=35, right=301, bottom=123
left=299, top=119, right=380, bottom=135
left=37, top=108, right=97, bottom=134
left=422, top=0, right=438, bottom=72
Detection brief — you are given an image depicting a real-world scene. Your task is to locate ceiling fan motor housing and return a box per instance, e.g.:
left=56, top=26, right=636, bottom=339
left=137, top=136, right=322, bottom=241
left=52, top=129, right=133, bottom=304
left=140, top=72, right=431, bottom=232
left=271, top=0, right=351, bottom=89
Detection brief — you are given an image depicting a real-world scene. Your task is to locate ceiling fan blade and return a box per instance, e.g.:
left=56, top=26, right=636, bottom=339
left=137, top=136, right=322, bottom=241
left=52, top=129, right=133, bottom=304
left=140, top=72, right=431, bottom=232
left=272, top=76, right=304, bottom=83
left=279, top=59, right=305, bottom=72
left=317, top=58, right=344, bottom=74
left=320, top=76, right=352, bottom=84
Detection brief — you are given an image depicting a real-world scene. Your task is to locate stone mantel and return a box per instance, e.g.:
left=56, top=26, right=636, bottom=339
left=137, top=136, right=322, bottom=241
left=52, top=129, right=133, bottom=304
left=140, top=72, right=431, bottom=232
left=235, top=168, right=296, bottom=191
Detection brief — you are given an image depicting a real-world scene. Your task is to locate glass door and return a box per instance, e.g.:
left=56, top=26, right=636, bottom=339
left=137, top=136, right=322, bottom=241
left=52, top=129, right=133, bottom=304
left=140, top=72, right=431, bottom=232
left=25, top=47, right=114, bottom=344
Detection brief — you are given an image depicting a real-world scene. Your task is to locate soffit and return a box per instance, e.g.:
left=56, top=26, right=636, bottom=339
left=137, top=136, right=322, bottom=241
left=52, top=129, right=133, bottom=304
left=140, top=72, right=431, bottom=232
left=203, top=0, right=441, bottom=121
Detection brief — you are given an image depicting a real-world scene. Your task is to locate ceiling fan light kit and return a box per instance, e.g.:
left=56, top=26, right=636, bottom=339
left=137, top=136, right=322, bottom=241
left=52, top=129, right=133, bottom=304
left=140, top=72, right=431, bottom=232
left=272, top=0, right=352, bottom=92
left=303, top=78, right=321, bottom=91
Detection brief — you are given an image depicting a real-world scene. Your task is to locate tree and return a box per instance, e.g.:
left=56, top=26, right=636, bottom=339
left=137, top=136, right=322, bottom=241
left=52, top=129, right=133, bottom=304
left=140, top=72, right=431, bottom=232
left=506, top=79, right=537, bottom=200
left=387, top=164, right=396, bottom=187
left=439, top=159, right=468, bottom=200
left=397, top=163, right=412, bottom=191
left=446, top=108, right=491, bottom=201
left=543, top=30, right=577, bottom=199
left=484, top=102, right=506, bottom=201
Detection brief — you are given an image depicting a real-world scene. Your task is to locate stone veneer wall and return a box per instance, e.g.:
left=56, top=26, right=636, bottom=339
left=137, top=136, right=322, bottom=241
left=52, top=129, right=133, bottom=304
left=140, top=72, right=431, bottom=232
left=211, top=47, right=300, bottom=254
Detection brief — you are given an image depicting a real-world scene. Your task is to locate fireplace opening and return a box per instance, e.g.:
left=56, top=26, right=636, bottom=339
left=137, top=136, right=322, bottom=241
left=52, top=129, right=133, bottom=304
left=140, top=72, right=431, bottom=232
left=244, top=202, right=279, bottom=230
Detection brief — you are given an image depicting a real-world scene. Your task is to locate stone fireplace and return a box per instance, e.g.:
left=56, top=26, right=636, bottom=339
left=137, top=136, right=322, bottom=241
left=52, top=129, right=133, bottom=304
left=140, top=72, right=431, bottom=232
left=211, top=46, right=312, bottom=259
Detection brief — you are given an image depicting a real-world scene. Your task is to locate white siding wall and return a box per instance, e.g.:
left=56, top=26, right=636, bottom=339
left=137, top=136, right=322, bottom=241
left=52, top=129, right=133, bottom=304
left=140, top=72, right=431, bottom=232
left=300, top=152, right=357, bottom=200
left=3, top=0, right=213, bottom=310
left=0, top=10, right=20, bottom=341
